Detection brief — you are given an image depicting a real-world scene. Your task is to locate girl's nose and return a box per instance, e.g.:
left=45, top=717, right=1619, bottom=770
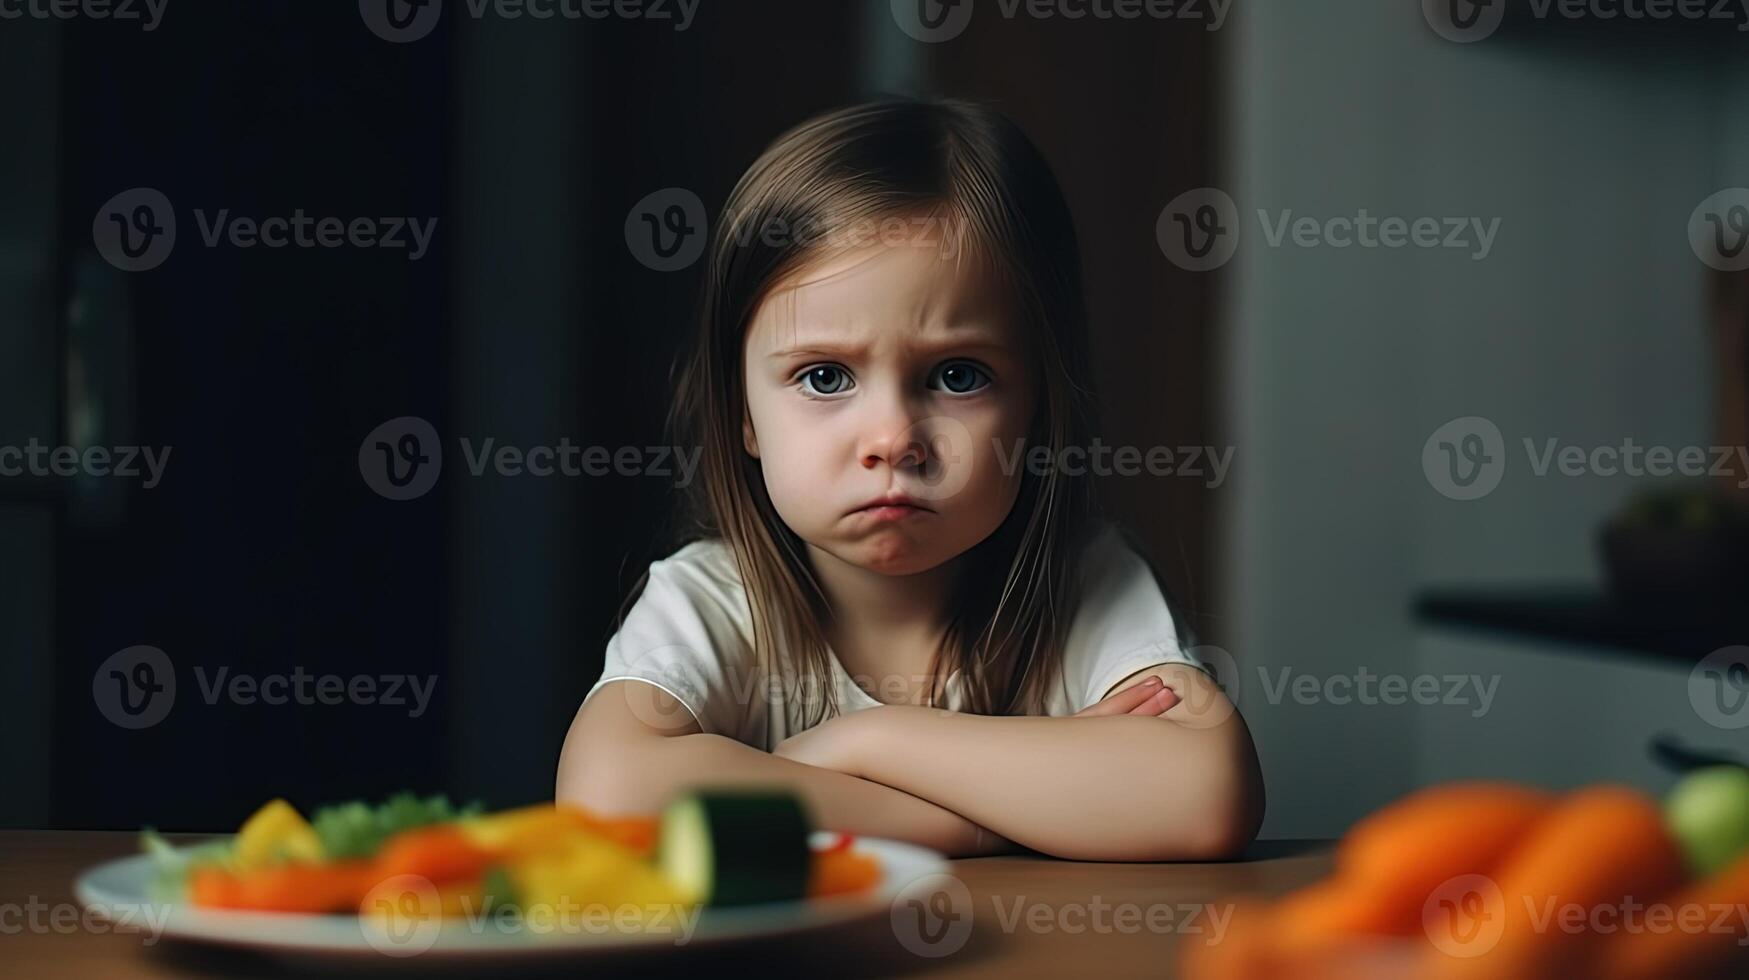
left=858, top=399, right=929, bottom=471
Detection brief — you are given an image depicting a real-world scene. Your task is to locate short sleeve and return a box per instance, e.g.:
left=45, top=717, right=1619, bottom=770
left=581, top=544, right=761, bottom=741
left=1056, top=524, right=1210, bottom=715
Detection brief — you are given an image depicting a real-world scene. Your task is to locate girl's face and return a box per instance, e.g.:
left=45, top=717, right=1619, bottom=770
left=741, top=241, right=1037, bottom=577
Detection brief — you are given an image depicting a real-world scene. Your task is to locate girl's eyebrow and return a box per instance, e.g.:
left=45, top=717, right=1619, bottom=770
left=766, top=333, right=1014, bottom=361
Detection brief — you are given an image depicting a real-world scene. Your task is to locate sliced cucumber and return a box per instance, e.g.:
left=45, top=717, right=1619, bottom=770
left=657, top=790, right=812, bottom=907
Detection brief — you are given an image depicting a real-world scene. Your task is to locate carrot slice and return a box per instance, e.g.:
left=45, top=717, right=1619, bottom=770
left=373, top=824, right=494, bottom=884
left=199, top=860, right=377, bottom=913
left=807, top=848, right=881, bottom=898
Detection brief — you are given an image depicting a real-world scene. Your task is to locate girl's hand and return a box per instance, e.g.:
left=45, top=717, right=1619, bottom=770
left=1072, top=675, right=1180, bottom=717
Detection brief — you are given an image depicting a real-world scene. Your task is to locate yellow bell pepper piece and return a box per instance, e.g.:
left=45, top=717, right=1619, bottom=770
left=232, top=798, right=324, bottom=871
left=508, top=833, right=699, bottom=929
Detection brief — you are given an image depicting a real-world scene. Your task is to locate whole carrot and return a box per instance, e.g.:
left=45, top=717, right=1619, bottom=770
left=1597, top=848, right=1749, bottom=980
left=1424, top=785, right=1686, bottom=980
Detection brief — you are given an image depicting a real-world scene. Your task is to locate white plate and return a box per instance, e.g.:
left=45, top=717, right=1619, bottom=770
left=74, top=831, right=946, bottom=960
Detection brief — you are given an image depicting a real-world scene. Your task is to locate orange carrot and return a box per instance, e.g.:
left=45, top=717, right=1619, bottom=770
left=1423, top=785, right=1686, bottom=980
left=807, top=848, right=881, bottom=898
left=1598, top=848, right=1749, bottom=980
left=1335, top=782, right=1554, bottom=935
left=373, top=824, right=495, bottom=884
left=583, top=814, right=660, bottom=855
left=199, top=860, right=376, bottom=913
left=188, top=866, right=243, bottom=908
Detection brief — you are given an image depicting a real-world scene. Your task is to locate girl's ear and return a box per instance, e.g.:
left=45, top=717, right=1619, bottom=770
left=742, top=411, right=761, bottom=458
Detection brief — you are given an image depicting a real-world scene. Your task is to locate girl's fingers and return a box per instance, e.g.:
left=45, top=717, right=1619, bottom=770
left=1128, top=684, right=1181, bottom=716
left=1073, top=677, right=1166, bottom=717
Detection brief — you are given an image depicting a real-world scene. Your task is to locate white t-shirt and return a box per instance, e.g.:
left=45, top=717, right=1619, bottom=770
left=582, top=521, right=1205, bottom=752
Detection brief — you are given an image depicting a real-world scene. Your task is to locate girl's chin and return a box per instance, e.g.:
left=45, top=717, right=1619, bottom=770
left=838, top=529, right=955, bottom=576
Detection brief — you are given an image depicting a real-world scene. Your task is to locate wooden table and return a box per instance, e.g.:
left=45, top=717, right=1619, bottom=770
left=0, top=831, right=1331, bottom=979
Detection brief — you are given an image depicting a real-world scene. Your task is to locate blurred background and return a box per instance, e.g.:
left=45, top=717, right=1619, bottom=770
left=1, top=0, right=1746, bottom=839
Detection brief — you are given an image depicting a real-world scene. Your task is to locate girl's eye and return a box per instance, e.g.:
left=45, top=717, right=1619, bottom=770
left=931, top=361, right=990, bottom=395
left=799, top=364, right=854, bottom=396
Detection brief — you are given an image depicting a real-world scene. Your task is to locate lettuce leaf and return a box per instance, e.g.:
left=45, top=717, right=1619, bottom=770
left=140, top=828, right=234, bottom=903
left=310, top=792, right=483, bottom=859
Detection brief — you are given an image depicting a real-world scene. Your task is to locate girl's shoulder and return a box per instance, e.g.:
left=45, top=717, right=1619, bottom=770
left=632, top=536, right=751, bottom=627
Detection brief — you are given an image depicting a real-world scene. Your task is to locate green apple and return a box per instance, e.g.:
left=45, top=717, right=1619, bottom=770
left=1666, top=766, right=1749, bottom=876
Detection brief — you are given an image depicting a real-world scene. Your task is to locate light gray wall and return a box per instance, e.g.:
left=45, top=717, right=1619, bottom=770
left=1221, top=0, right=1737, bottom=836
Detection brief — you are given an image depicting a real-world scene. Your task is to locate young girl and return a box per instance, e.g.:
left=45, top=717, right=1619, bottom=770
left=556, top=98, right=1263, bottom=861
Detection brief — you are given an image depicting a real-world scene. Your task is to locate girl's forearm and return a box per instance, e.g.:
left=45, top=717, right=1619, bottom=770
left=855, top=708, right=1264, bottom=862
left=563, top=730, right=1009, bottom=858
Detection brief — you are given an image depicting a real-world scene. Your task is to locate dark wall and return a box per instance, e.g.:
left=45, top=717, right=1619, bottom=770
left=7, top=1, right=1216, bottom=829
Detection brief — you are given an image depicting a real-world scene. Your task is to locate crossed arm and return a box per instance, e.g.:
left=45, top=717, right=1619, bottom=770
left=772, top=662, right=1264, bottom=862
left=558, top=662, right=1264, bottom=862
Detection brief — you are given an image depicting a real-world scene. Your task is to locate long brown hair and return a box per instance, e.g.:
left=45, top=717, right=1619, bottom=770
left=668, top=97, right=1100, bottom=727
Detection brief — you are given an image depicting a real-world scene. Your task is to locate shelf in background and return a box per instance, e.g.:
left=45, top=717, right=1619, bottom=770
left=1415, top=586, right=1749, bottom=663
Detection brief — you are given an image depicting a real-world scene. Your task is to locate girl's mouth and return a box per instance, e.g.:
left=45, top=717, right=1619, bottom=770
left=851, top=504, right=930, bottom=522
